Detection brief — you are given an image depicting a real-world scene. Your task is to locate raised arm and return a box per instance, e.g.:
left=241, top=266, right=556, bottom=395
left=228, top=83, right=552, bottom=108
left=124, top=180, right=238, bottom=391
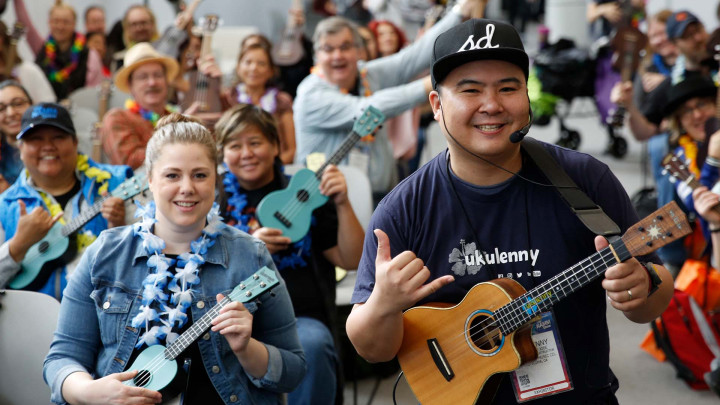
left=13, top=0, right=44, bottom=56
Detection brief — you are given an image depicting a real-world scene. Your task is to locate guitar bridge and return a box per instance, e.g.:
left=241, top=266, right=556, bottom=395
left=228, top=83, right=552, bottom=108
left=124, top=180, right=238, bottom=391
left=427, top=338, right=454, bottom=382
left=273, top=211, right=292, bottom=228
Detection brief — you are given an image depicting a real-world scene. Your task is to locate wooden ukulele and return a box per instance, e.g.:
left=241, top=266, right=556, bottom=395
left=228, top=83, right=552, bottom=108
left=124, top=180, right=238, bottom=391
left=90, top=79, right=112, bottom=162
left=2, top=22, right=25, bottom=80
left=123, top=267, right=278, bottom=400
left=607, top=0, right=647, bottom=128
left=256, top=106, right=385, bottom=242
left=153, top=0, right=204, bottom=60
left=398, top=202, right=690, bottom=405
left=181, top=14, right=222, bottom=114
left=9, top=174, right=149, bottom=290
left=272, top=0, right=305, bottom=67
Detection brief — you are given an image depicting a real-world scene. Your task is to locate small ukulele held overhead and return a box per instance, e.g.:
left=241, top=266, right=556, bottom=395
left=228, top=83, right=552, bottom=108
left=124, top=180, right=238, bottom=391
left=181, top=14, right=222, bottom=114
left=2, top=22, right=25, bottom=81
left=272, top=0, right=305, bottom=67
left=256, top=106, right=385, bottom=242
left=398, top=202, right=690, bottom=405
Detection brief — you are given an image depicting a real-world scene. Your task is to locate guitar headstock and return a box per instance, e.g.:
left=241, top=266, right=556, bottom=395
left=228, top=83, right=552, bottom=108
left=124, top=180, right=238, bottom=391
left=228, top=266, right=279, bottom=303
left=661, top=152, right=695, bottom=186
left=353, top=106, right=386, bottom=138
left=200, top=14, right=219, bottom=34
left=111, top=174, right=149, bottom=199
left=8, top=22, right=25, bottom=44
left=621, top=201, right=691, bottom=257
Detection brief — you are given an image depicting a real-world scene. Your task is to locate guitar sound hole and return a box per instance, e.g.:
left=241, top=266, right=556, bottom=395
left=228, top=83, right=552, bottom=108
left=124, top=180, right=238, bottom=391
left=38, top=241, right=50, bottom=254
left=468, top=314, right=502, bottom=351
left=296, top=189, right=310, bottom=202
left=133, top=370, right=152, bottom=387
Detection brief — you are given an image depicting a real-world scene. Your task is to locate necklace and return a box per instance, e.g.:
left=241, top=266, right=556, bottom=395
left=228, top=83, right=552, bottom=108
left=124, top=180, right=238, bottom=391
left=130, top=200, right=225, bottom=348
left=125, top=99, right=179, bottom=128
left=222, top=165, right=311, bottom=270
left=43, top=33, right=85, bottom=83
left=236, top=84, right=279, bottom=113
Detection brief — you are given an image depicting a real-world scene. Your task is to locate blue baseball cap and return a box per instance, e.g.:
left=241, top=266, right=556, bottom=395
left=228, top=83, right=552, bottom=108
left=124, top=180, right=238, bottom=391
left=17, top=102, right=76, bottom=140
left=666, top=10, right=701, bottom=40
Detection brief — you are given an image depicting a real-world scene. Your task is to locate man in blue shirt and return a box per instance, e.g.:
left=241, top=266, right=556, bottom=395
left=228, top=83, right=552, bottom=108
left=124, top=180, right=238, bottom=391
left=346, top=18, right=674, bottom=404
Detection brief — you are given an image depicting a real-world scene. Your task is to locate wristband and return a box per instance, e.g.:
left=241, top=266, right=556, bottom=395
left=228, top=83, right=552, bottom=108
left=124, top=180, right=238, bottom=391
left=706, top=156, right=720, bottom=168
left=642, top=262, right=662, bottom=297
left=710, top=226, right=720, bottom=233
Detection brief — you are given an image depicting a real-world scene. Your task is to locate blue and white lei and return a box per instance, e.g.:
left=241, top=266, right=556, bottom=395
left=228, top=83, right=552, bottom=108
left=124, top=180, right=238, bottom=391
left=130, top=200, right=225, bottom=348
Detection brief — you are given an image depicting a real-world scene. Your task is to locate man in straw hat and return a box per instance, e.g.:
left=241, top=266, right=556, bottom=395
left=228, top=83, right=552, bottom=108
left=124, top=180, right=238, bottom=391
left=100, top=42, right=220, bottom=170
left=346, top=18, right=673, bottom=404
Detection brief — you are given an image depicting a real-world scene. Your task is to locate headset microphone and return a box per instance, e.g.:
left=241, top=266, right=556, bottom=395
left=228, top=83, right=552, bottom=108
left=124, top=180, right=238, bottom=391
left=509, top=108, right=533, bottom=144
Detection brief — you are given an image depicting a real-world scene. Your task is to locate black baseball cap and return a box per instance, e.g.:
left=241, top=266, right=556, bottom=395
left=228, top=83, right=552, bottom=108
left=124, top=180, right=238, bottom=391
left=663, top=75, right=717, bottom=118
left=431, top=18, right=529, bottom=89
left=17, top=102, right=76, bottom=140
left=666, top=10, right=701, bottom=40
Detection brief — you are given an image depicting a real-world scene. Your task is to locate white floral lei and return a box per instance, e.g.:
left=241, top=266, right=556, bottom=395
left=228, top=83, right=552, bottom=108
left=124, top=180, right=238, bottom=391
left=130, top=200, right=225, bottom=348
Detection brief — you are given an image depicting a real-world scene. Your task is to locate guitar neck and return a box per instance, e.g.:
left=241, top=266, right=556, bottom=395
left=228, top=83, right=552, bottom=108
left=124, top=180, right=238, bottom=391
left=496, top=239, right=631, bottom=335
left=61, top=195, right=109, bottom=237
left=314, top=130, right=362, bottom=179
left=165, top=296, right=231, bottom=359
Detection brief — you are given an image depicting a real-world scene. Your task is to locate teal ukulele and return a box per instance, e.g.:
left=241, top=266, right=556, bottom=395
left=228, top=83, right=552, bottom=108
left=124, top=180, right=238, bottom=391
left=123, top=266, right=279, bottom=396
left=256, top=106, right=385, bottom=242
left=9, top=174, right=149, bottom=290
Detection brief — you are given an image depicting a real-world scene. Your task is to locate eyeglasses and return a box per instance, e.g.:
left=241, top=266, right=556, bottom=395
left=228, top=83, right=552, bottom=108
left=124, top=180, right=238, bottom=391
left=0, top=98, right=30, bottom=115
left=129, top=20, right=152, bottom=29
left=131, top=71, right=166, bottom=83
left=678, top=98, right=714, bottom=120
left=318, top=42, right=356, bottom=54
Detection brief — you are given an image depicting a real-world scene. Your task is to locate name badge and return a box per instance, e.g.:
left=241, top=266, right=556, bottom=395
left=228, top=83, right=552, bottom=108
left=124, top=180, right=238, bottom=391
left=511, top=311, right=573, bottom=402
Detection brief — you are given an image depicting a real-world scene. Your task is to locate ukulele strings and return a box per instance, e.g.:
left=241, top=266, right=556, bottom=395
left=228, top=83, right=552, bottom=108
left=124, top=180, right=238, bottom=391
left=271, top=121, right=368, bottom=222
left=434, top=236, right=642, bottom=360
left=19, top=195, right=111, bottom=265
left=125, top=281, right=268, bottom=388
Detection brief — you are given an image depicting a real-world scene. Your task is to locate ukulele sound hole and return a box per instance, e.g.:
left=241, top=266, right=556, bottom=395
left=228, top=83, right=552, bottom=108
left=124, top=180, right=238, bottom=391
left=38, top=241, right=50, bottom=254
left=133, top=370, right=152, bottom=387
left=296, top=189, right=310, bottom=202
left=468, top=314, right=502, bottom=351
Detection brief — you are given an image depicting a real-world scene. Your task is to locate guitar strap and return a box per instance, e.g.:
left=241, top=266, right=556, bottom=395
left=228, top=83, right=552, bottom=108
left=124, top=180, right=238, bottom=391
left=521, top=137, right=621, bottom=237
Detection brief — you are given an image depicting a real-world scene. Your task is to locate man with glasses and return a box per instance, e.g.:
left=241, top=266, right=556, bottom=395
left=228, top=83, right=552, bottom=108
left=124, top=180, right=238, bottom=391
left=293, top=0, right=486, bottom=201
left=111, top=5, right=159, bottom=72
left=0, top=103, right=131, bottom=300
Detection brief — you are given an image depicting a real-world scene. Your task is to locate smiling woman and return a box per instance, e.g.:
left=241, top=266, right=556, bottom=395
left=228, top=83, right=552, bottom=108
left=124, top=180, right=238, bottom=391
left=0, top=80, right=33, bottom=190
left=43, top=113, right=305, bottom=405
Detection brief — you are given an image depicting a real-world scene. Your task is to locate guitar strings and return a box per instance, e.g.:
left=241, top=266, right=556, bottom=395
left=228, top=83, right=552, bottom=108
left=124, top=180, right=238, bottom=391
left=265, top=117, right=371, bottom=226
left=124, top=280, right=269, bottom=388
left=428, top=232, right=650, bottom=362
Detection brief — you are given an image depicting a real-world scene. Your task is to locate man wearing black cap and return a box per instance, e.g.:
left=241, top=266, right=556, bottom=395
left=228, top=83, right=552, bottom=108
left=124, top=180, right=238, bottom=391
left=0, top=103, right=131, bottom=300
left=347, top=19, right=673, bottom=404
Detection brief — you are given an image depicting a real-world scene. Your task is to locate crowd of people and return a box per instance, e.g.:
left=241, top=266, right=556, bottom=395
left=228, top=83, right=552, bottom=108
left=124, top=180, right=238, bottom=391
left=0, top=0, right=716, bottom=404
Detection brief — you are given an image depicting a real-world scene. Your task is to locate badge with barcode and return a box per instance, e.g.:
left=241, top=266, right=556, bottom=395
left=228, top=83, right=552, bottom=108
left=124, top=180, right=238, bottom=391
left=511, top=311, right=573, bottom=402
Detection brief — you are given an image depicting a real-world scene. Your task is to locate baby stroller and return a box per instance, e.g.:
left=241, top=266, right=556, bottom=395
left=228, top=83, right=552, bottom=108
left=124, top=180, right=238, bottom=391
left=531, top=38, right=628, bottom=158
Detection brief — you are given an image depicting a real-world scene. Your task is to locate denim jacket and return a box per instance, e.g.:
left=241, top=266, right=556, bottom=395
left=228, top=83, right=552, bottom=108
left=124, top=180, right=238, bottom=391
left=43, top=224, right=306, bottom=405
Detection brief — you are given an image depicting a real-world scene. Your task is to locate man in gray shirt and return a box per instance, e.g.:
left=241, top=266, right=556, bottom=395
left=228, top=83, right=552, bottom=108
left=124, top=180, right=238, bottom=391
left=293, top=0, right=487, bottom=198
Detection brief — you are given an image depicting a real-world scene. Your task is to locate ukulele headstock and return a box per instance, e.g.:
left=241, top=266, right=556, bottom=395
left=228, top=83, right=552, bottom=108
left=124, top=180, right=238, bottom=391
left=352, top=106, right=386, bottom=138
left=621, top=201, right=691, bottom=257
left=661, top=152, right=694, bottom=186
left=228, top=267, right=279, bottom=303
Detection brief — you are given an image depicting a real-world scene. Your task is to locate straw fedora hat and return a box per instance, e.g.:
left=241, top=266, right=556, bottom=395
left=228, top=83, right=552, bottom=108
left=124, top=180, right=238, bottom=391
left=114, top=42, right=179, bottom=93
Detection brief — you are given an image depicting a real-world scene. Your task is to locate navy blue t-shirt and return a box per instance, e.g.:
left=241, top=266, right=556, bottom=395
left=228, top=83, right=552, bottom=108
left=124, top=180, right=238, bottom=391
left=352, top=142, right=660, bottom=404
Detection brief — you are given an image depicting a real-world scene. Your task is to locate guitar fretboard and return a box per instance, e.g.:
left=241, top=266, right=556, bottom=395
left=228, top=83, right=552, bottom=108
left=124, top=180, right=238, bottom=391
left=60, top=195, right=111, bottom=237
left=495, top=238, right=631, bottom=334
left=313, top=131, right=361, bottom=179
left=165, top=297, right=231, bottom=359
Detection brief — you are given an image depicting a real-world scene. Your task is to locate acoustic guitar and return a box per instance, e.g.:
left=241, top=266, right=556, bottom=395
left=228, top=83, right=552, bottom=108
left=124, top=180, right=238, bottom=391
left=123, top=266, right=278, bottom=399
left=2, top=22, right=24, bottom=80
left=256, top=106, right=385, bottom=242
left=397, top=202, right=690, bottom=405
left=607, top=0, right=647, bottom=128
left=181, top=14, right=222, bottom=114
left=9, top=174, right=149, bottom=290
left=272, top=0, right=305, bottom=67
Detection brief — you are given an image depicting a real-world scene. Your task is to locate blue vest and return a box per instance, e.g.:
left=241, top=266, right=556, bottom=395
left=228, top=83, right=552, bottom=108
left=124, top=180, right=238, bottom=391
left=0, top=156, right=132, bottom=298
